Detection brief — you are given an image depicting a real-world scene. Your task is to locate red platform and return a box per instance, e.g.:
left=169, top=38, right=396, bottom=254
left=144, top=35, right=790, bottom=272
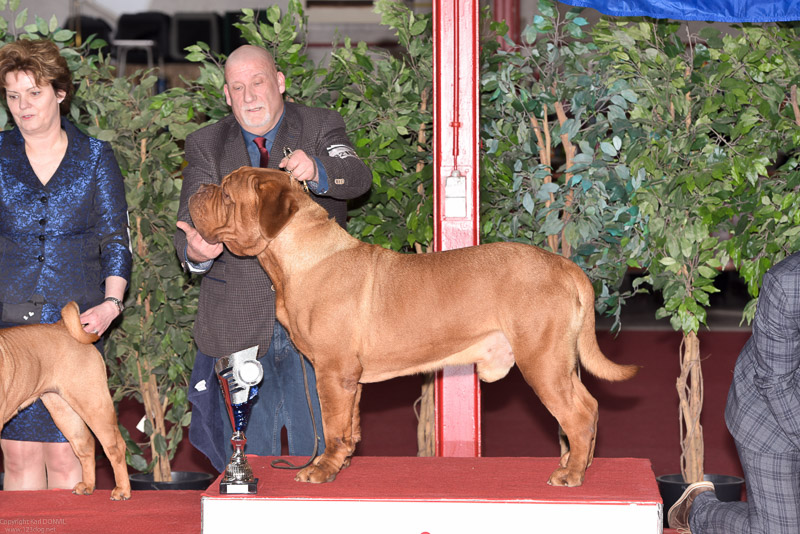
left=201, top=456, right=663, bottom=533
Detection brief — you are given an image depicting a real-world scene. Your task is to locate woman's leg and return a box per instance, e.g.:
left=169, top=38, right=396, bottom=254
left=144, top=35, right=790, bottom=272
left=1, top=439, right=47, bottom=490
left=42, top=441, right=82, bottom=490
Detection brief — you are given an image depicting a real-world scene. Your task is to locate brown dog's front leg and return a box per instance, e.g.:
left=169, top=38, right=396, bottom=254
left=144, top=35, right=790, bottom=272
left=295, top=372, right=360, bottom=483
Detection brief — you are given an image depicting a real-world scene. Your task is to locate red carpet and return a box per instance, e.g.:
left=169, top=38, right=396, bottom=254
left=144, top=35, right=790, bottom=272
left=0, top=488, right=200, bottom=534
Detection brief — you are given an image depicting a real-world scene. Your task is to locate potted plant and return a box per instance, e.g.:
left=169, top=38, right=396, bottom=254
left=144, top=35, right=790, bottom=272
left=69, top=47, right=210, bottom=488
left=591, top=16, right=800, bottom=514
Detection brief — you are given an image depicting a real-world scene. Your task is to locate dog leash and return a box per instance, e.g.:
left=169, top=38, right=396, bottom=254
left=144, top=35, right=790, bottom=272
left=283, top=147, right=309, bottom=193
left=270, top=350, right=321, bottom=471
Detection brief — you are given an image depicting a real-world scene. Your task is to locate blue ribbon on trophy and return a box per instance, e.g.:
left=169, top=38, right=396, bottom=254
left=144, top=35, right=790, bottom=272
left=215, top=345, right=263, bottom=494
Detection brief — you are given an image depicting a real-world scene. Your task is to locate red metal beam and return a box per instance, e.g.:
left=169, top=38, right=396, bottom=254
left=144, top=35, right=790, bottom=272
left=433, top=0, right=481, bottom=457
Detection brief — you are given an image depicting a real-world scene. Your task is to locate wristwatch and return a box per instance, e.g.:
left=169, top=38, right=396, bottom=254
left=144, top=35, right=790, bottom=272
left=104, top=296, right=125, bottom=314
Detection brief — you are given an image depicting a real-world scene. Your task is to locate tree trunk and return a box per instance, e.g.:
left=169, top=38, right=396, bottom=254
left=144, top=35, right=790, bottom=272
left=137, top=360, right=172, bottom=482
left=677, top=331, right=704, bottom=484
left=133, top=166, right=172, bottom=482
left=416, top=373, right=436, bottom=456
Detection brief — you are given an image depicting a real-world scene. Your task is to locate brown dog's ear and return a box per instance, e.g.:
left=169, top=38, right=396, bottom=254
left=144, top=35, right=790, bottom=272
left=257, top=179, right=300, bottom=239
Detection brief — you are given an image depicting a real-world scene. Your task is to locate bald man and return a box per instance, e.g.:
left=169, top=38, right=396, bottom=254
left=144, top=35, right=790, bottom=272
left=174, top=45, right=372, bottom=472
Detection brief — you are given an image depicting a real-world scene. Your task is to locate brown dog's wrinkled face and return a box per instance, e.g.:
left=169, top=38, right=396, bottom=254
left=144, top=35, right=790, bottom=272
left=188, top=167, right=300, bottom=257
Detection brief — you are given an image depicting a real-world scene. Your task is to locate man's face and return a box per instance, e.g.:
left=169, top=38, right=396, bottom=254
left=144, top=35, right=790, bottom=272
left=224, top=57, right=286, bottom=135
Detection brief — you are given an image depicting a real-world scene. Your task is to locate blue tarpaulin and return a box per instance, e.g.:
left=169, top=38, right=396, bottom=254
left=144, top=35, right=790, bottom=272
left=558, top=0, right=800, bottom=22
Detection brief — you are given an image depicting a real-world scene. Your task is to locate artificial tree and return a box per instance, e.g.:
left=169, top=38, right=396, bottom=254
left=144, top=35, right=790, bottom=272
left=71, top=61, right=202, bottom=481
left=594, top=17, right=800, bottom=484
left=481, top=0, right=646, bottom=332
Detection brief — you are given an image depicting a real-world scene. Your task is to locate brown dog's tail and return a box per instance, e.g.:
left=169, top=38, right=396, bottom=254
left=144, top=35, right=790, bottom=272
left=60, top=301, right=100, bottom=345
left=574, top=274, right=639, bottom=382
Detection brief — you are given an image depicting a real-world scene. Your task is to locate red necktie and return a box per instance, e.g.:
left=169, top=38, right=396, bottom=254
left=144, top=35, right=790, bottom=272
left=254, top=137, right=269, bottom=167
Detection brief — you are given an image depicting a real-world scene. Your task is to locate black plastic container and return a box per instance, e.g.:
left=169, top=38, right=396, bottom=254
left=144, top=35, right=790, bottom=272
left=129, top=470, right=215, bottom=491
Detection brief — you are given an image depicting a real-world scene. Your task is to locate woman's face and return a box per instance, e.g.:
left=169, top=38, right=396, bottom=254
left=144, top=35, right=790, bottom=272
left=4, top=70, right=65, bottom=136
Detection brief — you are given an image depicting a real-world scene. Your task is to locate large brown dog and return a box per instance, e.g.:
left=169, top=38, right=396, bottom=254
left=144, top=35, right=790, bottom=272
left=189, top=167, right=638, bottom=487
left=0, top=302, right=130, bottom=500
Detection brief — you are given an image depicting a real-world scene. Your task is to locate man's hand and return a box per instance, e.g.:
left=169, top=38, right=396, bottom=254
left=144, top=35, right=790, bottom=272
left=177, top=221, right=224, bottom=263
left=280, top=149, right=318, bottom=183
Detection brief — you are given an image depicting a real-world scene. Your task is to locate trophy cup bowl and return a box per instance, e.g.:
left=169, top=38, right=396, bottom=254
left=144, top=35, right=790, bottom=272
left=215, top=345, right=263, bottom=494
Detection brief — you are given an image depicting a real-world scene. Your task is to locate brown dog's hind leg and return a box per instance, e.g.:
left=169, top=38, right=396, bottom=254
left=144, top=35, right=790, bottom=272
left=296, top=366, right=361, bottom=483
left=341, top=383, right=363, bottom=471
left=64, top=393, right=131, bottom=500
left=546, top=373, right=599, bottom=487
left=40, top=394, right=97, bottom=496
left=518, top=357, right=599, bottom=487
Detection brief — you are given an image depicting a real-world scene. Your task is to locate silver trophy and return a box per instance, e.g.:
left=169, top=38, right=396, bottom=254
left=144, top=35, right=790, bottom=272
left=215, top=345, right=263, bottom=494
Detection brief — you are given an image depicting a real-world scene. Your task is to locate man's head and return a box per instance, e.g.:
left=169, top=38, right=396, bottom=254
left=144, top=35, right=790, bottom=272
left=224, top=45, right=286, bottom=135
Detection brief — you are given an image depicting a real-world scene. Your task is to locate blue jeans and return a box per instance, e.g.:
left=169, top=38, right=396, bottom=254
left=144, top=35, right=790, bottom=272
left=188, top=322, right=325, bottom=472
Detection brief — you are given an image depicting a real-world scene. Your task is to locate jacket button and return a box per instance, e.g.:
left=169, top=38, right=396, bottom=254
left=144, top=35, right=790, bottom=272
left=39, top=218, right=46, bottom=225
left=40, top=195, right=48, bottom=203
left=37, top=255, right=45, bottom=262
left=38, top=234, right=45, bottom=242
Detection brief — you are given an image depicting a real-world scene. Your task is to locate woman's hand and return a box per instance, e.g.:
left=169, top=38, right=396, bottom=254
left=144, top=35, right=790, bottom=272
left=80, top=300, right=120, bottom=336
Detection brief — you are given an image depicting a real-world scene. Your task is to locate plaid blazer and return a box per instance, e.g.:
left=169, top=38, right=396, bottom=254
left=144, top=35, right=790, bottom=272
left=726, top=251, right=800, bottom=453
left=174, top=103, right=372, bottom=358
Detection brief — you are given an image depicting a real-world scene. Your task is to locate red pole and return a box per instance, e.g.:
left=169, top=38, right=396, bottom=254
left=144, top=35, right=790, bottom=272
left=433, top=0, right=481, bottom=457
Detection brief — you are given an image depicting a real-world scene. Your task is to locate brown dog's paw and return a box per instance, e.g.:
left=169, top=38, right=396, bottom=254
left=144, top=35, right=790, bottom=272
left=72, top=482, right=95, bottom=495
left=110, top=486, right=131, bottom=500
left=547, top=467, right=584, bottom=487
left=295, top=463, right=338, bottom=483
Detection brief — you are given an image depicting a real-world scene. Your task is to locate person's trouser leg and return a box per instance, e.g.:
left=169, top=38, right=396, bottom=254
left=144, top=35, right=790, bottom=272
left=271, top=321, right=325, bottom=456
left=690, top=442, right=800, bottom=534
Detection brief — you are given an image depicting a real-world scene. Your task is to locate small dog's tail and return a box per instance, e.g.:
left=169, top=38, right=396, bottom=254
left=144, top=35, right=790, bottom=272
left=60, top=301, right=101, bottom=345
left=574, top=274, right=639, bottom=382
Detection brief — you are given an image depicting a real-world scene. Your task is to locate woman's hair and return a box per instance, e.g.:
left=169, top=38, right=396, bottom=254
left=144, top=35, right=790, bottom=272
left=0, top=38, right=73, bottom=114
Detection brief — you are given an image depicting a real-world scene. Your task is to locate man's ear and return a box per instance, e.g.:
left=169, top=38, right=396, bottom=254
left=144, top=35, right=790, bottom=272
left=257, top=179, right=299, bottom=239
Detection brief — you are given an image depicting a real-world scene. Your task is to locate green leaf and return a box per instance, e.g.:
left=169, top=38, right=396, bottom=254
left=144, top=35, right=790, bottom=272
left=52, top=29, right=74, bottom=41
left=15, top=8, right=28, bottom=30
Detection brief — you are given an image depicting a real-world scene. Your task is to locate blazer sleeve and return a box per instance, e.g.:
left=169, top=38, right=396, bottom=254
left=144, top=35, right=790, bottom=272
left=312, top=109, right=372, bottom=201
left=751, top=268, right=800, bottom=449
left=174, top=129, right=219, bottom=264
left=95, top=141, right=132, bottom=283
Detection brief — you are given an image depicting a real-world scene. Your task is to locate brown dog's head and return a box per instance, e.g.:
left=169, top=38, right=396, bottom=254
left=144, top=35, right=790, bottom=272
left=188, top=167, right=301, bottom=257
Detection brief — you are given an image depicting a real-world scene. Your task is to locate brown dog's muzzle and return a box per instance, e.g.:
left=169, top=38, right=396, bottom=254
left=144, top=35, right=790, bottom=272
left=188, top=183, right=227, bottom=245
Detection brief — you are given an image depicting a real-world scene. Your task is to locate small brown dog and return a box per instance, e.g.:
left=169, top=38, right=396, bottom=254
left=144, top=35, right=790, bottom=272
left=0, top=301, right=130, bottom=500
left=189, top=167, right=638, bottom=487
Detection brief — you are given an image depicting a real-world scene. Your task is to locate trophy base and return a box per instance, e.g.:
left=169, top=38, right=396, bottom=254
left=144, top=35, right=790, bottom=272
left=219, top=478, right=259, bottom=495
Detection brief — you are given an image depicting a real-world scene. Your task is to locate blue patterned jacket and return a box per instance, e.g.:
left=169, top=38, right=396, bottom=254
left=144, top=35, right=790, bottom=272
left=0, top=118, right=131, bottom=323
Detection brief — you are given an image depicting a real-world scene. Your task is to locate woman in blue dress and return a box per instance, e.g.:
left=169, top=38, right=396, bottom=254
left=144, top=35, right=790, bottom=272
left=0, top=39, right=131, bottom=491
